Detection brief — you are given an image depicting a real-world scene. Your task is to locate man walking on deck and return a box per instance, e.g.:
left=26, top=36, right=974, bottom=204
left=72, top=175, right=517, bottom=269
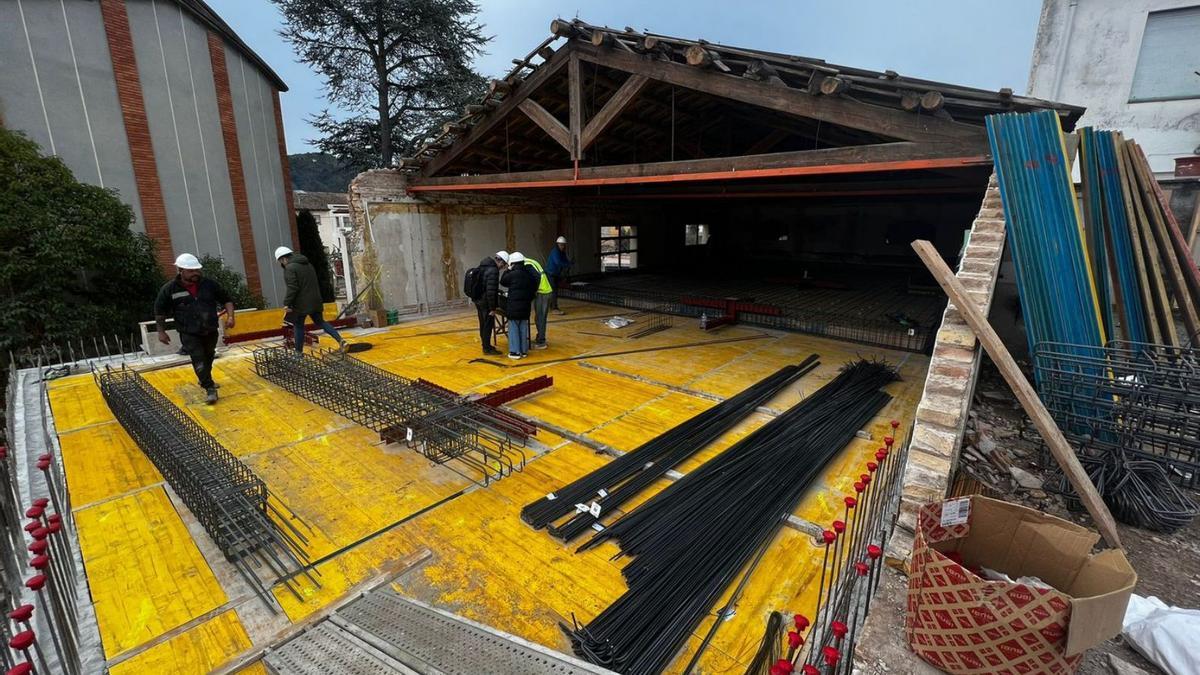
left=154, top=253, right=235, bottom=404
left=276, top=246, right=347, bottom=352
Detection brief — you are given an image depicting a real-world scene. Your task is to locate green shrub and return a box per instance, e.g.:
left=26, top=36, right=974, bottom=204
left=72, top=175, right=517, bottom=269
left=0, top=128, right=163, bottom=356
left=199, top=254, right=266, bottom=310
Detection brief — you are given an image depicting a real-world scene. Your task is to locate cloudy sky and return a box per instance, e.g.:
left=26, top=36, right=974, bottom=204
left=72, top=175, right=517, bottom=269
left=206, top=0, right=1045, bottom=153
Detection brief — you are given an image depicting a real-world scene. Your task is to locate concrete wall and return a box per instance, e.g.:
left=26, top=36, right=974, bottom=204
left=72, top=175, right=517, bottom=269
left=0, top=0, right=144, bottom=228
left=0, top=0, right=292, bottom=306
left=223, top=39, right=292, bottom=305
left=1028, top=0, right=1200, bottom=175
left=125, top=0, right=240, bottom=266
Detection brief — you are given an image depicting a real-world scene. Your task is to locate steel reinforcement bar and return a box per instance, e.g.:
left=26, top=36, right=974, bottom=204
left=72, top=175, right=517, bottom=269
left=95, top=367, right=319, bottom=612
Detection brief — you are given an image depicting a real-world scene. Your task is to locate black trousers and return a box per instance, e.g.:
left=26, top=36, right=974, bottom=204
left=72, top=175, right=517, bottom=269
left=476, top=303, right=495, bottom=350
left=549, top=274, right=563, bottom=309
left=179, top=331, right=218, bottom=389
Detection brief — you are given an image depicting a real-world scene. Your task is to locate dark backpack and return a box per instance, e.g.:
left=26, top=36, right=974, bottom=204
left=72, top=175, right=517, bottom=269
left=464, top=266, right=485, bottom=301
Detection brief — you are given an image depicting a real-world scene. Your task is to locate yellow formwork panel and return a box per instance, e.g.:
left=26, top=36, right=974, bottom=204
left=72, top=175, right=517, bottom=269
left=508, top=362, right=665, bottom=435
left=142, top=361, right=350, bottom=459
left=581, top=325, right=766, bottom=387
left=48, top=374, right=114, bottom=433
left=58, top=422, right=162, bottom=509
left=75, top=488, right=228, bottom=659
left=586, top=391, right=713, bottom=453
left=224, top=303, right=339, bottom=338
left=247, top=426, right=472, bottom=560
left=108, top=609, right=254, bottom=675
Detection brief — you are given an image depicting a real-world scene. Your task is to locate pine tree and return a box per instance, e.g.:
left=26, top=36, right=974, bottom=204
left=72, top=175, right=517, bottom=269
left=296, top=210, right=336, bottom=302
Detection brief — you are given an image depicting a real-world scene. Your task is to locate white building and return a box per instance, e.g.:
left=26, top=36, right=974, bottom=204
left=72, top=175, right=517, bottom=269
left=1027, top=0, right=1200, bottom=177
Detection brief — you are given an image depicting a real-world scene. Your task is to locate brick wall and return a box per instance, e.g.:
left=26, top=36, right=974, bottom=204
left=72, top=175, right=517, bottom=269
left=207, top=31, right=262, bottom=297
left=886, top=174, right=1006, bottom=564
left=99, top=0, right=174, bottom=272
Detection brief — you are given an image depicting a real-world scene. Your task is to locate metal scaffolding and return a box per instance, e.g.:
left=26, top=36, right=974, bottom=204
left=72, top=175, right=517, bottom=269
left=252, top=347, right=545, bottom=486
left=95, top=367, right=319, bottom=612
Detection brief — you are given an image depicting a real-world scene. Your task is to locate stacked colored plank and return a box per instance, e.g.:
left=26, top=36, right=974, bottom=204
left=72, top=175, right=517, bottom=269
left=987, top=110, right=1200, bottom=351
left=1078, top=130, right=1200, bottom=346
left=986, top=110, right=1106, bottom=354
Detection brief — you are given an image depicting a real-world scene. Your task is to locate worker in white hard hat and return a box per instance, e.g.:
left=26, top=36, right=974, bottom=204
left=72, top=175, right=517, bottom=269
left=465, top=251, right=508, bottom=355
left=546, top=236, right=572, bottom=315
left=275, top=246, right=347, bottom=353
left=153, top=253, right=235, bottom=404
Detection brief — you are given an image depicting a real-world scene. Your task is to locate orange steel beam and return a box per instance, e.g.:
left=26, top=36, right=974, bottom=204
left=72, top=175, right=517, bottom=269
left=407, top=156, right=992, bottom=192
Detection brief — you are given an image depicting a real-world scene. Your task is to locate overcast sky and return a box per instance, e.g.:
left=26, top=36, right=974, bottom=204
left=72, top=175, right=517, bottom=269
left=206, top=0, right=1045, bottom=153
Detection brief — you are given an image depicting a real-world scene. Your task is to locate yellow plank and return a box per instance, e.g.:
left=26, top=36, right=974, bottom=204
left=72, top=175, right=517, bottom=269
left=76, top=488, right=228, bottom=658
left=108, top=610, right=253, bottom=675
left=58, top=422, right=162, bottom=508
left=48, top=374, right=114, bottom=433
left=224, top=303, right=339, bottom=338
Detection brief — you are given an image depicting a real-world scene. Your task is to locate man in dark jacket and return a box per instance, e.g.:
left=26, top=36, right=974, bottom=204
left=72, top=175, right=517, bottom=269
left=154, top=253, right=235, bottom=404
left=473, top=251, right=507, bottom=355
left=546, top=236, right=572, bottom=314
left=500, top=252, right=538, bottom=359
left=275, top=246, right=346, bottom=352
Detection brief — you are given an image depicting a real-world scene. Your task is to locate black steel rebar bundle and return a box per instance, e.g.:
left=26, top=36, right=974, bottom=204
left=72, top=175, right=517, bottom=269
left=253, top=346, right=532, bottom=486
left=565, top=360, right=899, bottom=674
left=95, top=367, right=318, bottom=611
left=1033, top=340, right=1200, bottom=531
left=521, top=355, right=819, bottom=540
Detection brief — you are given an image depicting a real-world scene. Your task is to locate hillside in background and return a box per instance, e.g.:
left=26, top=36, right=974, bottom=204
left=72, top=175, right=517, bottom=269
left=288, top=152, right=364, bottom=193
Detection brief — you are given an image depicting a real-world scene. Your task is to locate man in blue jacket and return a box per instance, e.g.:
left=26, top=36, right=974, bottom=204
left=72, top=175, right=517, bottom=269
left=546, top=236, right=572, bottom=315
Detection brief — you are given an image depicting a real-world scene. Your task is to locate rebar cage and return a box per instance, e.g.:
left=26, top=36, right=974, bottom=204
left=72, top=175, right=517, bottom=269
left=252, top=347, right=535, bottom=486
left=95, top=367, right=319, bottom=611
left=1033, top=340, right=1200, bottom=489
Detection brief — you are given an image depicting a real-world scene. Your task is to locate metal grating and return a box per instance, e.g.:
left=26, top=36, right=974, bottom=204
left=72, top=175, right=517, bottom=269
left=338, top=589, right=610, bottom=675
left=265, top=622, right=414, bottom=675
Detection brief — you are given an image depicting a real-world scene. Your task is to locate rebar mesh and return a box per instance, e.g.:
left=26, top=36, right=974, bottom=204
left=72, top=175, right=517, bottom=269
left=1033, top=341, right=1200, bottom=489
left=95, top=367, right=319, bottom=611
left=252, top=347, right=531, bottom=486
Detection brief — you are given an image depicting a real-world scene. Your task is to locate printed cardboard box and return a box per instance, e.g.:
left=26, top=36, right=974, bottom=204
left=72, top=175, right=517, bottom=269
left=906, top=495, right=1135, bottom=674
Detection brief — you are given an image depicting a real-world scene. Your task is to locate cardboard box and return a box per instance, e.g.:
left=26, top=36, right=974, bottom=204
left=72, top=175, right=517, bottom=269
left=906, top=495, right=1136, bottom=673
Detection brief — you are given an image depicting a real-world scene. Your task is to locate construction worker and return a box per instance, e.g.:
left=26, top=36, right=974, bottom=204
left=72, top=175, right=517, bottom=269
left=275, top=246, right=347, bottom=352
left=546, top=235, right=572, bottom=314
left=154, top=253, right=235, bottom=404
left=523, top=255, right=554, bottom=349
left=469, top=251, right=507, bottom=355
left=501, top=252, right=537, bottom=359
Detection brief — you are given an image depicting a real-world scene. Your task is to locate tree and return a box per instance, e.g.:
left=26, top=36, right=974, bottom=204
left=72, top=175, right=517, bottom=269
left=296, top=210, right=336, bottom=302
left=289, top=152, right=365, bottom=192
left=274, top=0, right=490, bottom=168
left=199, top=255, right=266, bottom=310
left=0, top=128, right=163, bottom=357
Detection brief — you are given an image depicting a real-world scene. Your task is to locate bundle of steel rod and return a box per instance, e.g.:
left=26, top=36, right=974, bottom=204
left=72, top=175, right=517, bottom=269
left=521, top=356, right=818, bottom=539
left=566, top=360, right=898, bottom=674
left=95, top=367, right=318, bottom=611
left=252, top=346, right=539, bottom=485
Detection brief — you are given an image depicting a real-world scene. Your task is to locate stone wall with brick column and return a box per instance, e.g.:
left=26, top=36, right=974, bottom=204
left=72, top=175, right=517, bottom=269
left=99, top=0, right=174, bottom=272
left=886, top=173, right=1006, bottom=565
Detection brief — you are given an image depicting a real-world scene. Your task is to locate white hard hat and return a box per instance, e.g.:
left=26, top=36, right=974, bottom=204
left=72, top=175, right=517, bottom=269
left=556, top=236, right=567, bottom=244
left=508, top=252, right=526, bottom=264
left=174, top=253, right=202, bottom=270
left=274, top=246, right=294, bottom=260
left=495, top=250, right=510, bottom=263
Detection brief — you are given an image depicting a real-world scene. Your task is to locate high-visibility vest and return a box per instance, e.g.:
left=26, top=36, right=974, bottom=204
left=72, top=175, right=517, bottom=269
left=524, top=258, right=553, bottom=295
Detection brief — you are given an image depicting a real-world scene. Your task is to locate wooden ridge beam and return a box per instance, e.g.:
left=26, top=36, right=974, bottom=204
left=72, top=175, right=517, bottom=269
left=581, top=74, right=650, bottom=151
left=408, top=140, right=991, bottom=191
left=572, top=42, right=982, bottom=143
left=518, top=99, right=571, bottom=152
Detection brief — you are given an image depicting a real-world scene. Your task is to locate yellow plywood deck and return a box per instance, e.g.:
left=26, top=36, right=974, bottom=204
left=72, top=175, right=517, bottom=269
left=52, top=299, right=927, bottom=672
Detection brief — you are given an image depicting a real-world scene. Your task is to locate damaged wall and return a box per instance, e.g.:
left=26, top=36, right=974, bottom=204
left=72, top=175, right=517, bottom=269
left=347, top=171, right=606, bottom=312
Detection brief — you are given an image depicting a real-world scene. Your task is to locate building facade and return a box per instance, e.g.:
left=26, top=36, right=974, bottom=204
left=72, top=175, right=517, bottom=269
left=0, top=0, right=297, bottom=305
left=1028, top=0, right=1200, bottom=176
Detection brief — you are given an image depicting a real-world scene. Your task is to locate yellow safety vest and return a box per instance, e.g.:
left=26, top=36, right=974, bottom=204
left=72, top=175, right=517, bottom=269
left=525, top=259, right=553, bottom=295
